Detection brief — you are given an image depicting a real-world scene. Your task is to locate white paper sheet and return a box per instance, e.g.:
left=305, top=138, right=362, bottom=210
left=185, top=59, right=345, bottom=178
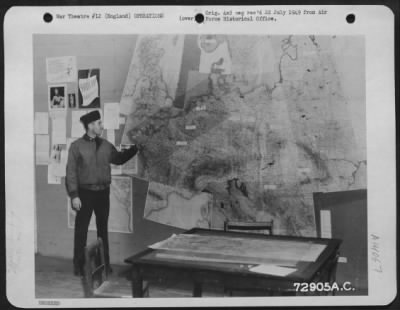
left=60, top=149, right=68, bottom=165
left=47, top=164, right=61, bottom=184
left=104, top=102, right=120, bottom=129
left=49, top=144, right=67, bottom=177
left=46, top=56, right=77, bottom=83
left=107, top=129, right=115, bottom=145
left=71, top=111, right=87, bottom=138
left=35, top=135, right=49, bottom=165
left=34, top=112, right=48, bottom=134
left=78, top=75, right=99, bottom=107
left=51, top=113, right=67, bottom=144
left=249, top=264, right=297, bottom=277
left=111, top=165, right=122, bottom=175
left=320, top=210, right=332, bottom=238
left=300, top=244, right=327, bottom=262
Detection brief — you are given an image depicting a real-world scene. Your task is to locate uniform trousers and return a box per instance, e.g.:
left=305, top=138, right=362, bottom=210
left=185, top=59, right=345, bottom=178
left=73, top=187, right=110, bottom=271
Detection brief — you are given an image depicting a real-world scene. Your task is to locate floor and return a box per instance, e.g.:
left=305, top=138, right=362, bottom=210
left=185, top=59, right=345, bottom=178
left=35, top=254, right=225, bottom=298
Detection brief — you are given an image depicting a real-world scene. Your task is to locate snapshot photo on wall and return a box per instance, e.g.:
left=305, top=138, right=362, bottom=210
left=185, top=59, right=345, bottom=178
left=68, top=93, right=77, bottom=108
left=48, top=84, right=67, bottom=111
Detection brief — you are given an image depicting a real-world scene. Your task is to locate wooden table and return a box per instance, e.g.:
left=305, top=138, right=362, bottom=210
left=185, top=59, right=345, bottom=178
left=124, top=228, right=341, bottom=297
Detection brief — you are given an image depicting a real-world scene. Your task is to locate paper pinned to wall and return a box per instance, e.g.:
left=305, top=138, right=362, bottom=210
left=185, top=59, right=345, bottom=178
left=51, top=112, right=67, bottom=144
left=122, top=156, right=138, bottom=175
left=49, top=144, right=67, bottom=177
left=34, top=112, right=49, bottom=134
left=104, top=102, right=120, bottom=129
left=79, top=75, right=99, bottom=107
left=111, top=165, right=122, bottom=175
left=107, top=130, right=115, bottom=145
left=46, top=56, right=77, bottom=83
left=35, top=135, right=49, bottom=165
left=71, top=111, right=87, bottom=138
left=48, top=164, right=62, bottom=184
left=320, top=210, right=332, bottom=238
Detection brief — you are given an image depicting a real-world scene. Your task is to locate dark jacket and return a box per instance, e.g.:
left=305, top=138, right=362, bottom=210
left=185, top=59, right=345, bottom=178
left=66, top=134, right=138, bottom=199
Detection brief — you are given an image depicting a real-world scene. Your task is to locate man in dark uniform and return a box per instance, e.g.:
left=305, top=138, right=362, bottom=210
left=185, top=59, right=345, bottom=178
left=66, top=110, right=139, bottom=276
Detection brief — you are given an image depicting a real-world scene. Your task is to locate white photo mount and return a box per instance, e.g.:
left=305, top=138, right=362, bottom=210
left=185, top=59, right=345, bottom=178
left=4, top=5, right=396, bottom=308
left=48, top=83, right=67, bottom=111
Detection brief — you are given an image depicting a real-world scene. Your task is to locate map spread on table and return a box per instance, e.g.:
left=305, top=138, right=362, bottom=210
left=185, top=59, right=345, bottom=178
left=150, top=233, right=326, bottom=264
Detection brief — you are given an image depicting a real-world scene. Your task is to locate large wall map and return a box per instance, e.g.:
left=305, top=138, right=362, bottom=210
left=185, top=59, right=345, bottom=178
left=120, top=35, right=366, bottom=236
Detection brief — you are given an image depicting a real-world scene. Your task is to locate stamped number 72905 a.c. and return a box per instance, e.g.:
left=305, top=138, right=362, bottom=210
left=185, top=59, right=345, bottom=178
left=293, top=282, right=355, bottom=293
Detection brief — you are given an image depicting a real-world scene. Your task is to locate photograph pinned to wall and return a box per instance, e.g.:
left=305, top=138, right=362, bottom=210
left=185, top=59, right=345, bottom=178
left=49, top=143, right=67, bottom=177
left=48, top=84, right=67, bottom=111
left=68, top=93, right=77, bottom=108
left=48, top=143, right=66, bottom=184
left=48, top=165, right=62, bottom=185
left=78, top=68, right=100, bottom=109
left=46, top=56, right=77, bottom=83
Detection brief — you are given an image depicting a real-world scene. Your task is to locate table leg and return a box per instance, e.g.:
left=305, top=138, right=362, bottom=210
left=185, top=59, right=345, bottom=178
left=193, top=282, right=202, bottom=297
left=131, top=266, right=144, bottom=298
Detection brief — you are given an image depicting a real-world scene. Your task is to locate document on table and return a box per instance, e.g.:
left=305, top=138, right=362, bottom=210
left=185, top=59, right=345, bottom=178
left=149, top=233, right=326, bottom=263
left=249, top=264, right=297, bottom=277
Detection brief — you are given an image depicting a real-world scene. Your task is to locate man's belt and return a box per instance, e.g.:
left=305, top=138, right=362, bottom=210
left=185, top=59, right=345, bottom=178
left=79, top=184, right=109, bottom=191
